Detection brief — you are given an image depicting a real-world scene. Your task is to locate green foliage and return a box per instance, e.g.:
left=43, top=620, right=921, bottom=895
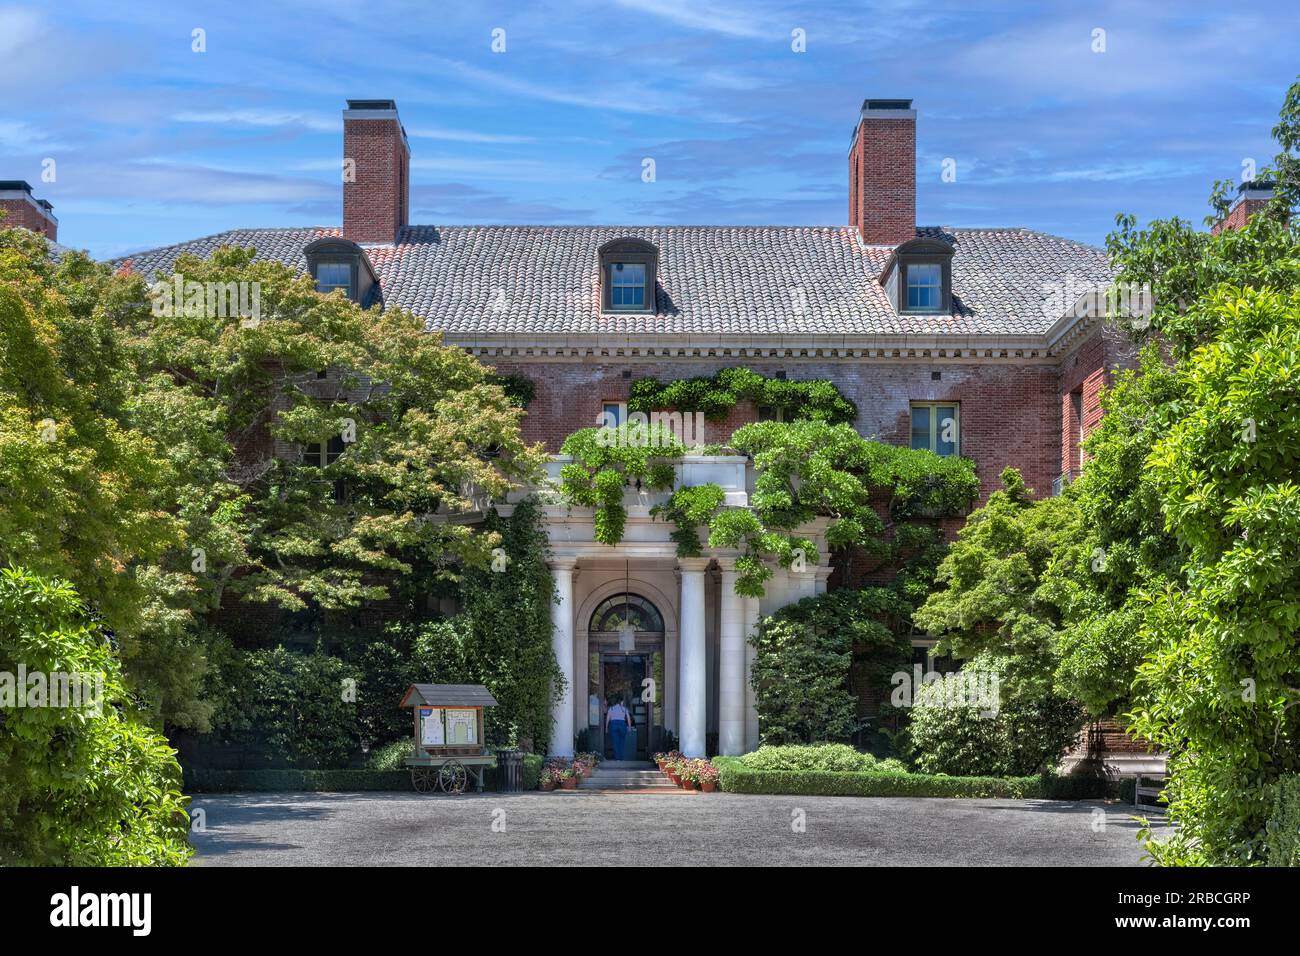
left=202, top=642, right=363, bottom=768
left=0, top=234, right=544, bottom=728
left=907, top=655, right=1083, bottom=777
left=0, top=567, right=192, bottom=866
left=750, top=589, right=911, bottom=745
left=559, top=423, right=682, bottom=545
left=914, top=468, right=1082, bottom=700
left=628, top=366, right=857, bottom=423
left=713, top=756, right=1096, bottom=799
left=1133, top=284, right=1300, bottom=865
left=738, top=743, right=882, bottom=773
left=442, top=498, right=562, bottom=750
left=1265, top=775, right=1300, bottom=866
left=0, top=229, right=209, bottom=727
left=490, top=373, right=535, bottom=408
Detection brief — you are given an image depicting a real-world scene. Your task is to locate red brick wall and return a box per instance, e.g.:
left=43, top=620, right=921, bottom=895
left=490, top=358, right=1061, bottom=503
left=1057, top=325, right=1139, bottom=479
left=0, top=198, right=56, bottom=240
left=343, top=115, right=409, bottom=244
left=848, top=115, right=916, bottom=246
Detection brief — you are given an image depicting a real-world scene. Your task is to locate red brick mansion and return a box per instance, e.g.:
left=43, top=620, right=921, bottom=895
left=7, top=98, right=1149, bottom=761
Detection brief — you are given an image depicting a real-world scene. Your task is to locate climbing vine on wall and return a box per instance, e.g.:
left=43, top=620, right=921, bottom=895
left=557, top=417, right=980, bottom=598
left=628, top=367, right=857, bottom=424
left=490, top=373, right=536, bottom=409
left=558, top=423, right=683, bottom=545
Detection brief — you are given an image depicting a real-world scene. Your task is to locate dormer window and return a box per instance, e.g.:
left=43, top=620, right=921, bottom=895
left=905, top=263, right=942, bottom=311
left=316, top=262, right=352, bottom=297
left=304, top=237, right=379, bottom=306
left=609, top=262, right=646, bottom=310
left=880, top=237, right=954, bottom=316
left=598, top=237, right=658, bottom=314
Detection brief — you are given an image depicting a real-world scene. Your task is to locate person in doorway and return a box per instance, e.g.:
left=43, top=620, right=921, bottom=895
left=606, top=695, right=632, bottom=760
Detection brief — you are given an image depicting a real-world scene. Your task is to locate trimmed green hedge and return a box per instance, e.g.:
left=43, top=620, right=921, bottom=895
left=186, top=754, right=545, bottom=794
left=713, top=757, right=1105, bottom=800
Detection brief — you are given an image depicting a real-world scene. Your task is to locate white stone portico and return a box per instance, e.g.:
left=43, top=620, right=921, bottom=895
left=502, top=455, right=830, bottom=758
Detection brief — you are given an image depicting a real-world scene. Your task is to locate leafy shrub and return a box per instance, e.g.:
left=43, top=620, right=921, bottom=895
left=0, top=568, right=192, bottom=865
left=203, top=642, right=363, bottom=768
left=908, top=655, right=1083, bottom=777
left=367, top=739, right=415, bottom=771
left=1266, top=774, right=1300, bottom=866
left=751, top=589, right=910, bottom=745
left=739, top=743, right=880, bottom=773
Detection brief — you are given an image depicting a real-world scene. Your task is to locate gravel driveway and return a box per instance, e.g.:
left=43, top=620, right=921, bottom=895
left=188, top=791, right=1166, bottom=866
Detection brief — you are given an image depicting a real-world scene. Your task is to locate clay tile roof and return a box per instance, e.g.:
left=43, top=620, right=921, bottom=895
left=113, top=224, right=1112, bottom=339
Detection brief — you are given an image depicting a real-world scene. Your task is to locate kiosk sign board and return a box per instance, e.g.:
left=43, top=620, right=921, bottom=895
left=419, top=707, right=445, bottom=746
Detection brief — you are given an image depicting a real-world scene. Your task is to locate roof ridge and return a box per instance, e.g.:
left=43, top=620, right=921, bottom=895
left=400, top=223, right=855, bottom=231
left=112, top=225, right=334, bottom=263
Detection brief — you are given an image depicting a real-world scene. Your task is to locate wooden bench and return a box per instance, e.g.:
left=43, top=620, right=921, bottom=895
left=1134, top=773, right=1168, bottom=809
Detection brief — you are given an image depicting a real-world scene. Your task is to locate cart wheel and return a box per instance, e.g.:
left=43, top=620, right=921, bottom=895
left=438, top=761, right=468, bottom=794
left=410, top=767, right=436, bottom=794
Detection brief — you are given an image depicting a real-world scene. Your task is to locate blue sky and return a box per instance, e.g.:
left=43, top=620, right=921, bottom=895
left=3, top=0, right=1297, bottom=259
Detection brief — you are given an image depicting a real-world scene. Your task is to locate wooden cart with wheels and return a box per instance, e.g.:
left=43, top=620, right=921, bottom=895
left=398, top=684, right=500, bottom=794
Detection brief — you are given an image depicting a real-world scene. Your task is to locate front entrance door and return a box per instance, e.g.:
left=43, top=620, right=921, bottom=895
left=599, top=652, right=650, bottom=760
left=586, top=593, right=667, bottom=761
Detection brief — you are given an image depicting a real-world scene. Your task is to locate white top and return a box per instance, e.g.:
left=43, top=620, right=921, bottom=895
left=607, top=704, right=630, bottom=725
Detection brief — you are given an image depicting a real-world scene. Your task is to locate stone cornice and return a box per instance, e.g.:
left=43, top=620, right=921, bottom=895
left=450, top=332, right=1064, bottom=364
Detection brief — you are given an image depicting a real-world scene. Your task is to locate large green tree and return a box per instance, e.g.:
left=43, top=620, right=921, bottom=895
left=0, top=567, right=191, bottom=866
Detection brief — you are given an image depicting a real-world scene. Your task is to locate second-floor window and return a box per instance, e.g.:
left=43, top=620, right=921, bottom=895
left=609, top=262, right=646, bottom=310
left=911, top=402, right=959, bottom=456
left=905, top=263, right=943, bottom=311
left=316, top=262, right=352, bottom=297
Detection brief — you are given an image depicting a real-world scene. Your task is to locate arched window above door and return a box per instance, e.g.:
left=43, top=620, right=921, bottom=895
left=589, top=594, right=665, bottom=633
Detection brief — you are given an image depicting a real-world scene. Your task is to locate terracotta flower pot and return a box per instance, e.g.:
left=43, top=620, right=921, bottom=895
left=701, top=780, right=717, bottom=793
left=539, top=781, right=555, bottom=792
left=561, top=777, right=578, bottom=790
left=666, top=771, right=680, bottom=785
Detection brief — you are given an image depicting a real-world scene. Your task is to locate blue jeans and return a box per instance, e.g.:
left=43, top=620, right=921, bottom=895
left=609, top=721, right=628, bottom=760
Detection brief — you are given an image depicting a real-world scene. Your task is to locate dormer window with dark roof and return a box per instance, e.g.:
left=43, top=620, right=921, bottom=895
left=316, top=262, right=352, bottom=297
left=304, top=236, right=379, bottom=305
left=880, top=237, right=954, bottom=315
left=598, top=237, right=657, bottom=314
left=906, top=262, right=942, bottom=311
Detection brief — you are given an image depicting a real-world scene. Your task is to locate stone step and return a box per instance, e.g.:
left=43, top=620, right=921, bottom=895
left=581, top=763, right=677, bottom=791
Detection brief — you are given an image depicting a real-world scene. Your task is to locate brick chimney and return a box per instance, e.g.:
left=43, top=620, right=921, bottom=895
left=1211, top=180, right=1276, bottom=235
left=0, top=180, right=58, bottom=241
left=848, top=99, right=916, bottom=246
left=342, top=99, right=410, bottom=245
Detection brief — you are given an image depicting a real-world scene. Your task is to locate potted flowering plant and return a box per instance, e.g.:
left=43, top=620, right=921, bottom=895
left=677, top=760, right=700, bottom=790
left=539, top=768, right=558, bottom=792
left=664, top=759, right=683, bottom=786
left=559, top=768, right=579, bottom=790
left=698, top=762, right=721, bottom=793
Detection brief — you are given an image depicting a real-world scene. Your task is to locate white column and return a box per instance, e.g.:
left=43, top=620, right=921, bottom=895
left=677, top=558, right=709, bottom=758
left=743, top=595, right=762, bottom=753
left=549, top=559, right=577, bottom=757
left=718, top=562, right=746, bottom=756
left=814, top=567, right=832, bottom=595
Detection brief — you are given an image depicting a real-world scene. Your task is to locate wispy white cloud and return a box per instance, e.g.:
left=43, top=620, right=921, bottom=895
left=610, top=0, right=773, bottom=39
left=172, top=110, right=337, bottom=132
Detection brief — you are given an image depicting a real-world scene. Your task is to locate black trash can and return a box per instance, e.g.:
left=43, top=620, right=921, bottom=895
left=496, top=749, right=523, bottom=792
